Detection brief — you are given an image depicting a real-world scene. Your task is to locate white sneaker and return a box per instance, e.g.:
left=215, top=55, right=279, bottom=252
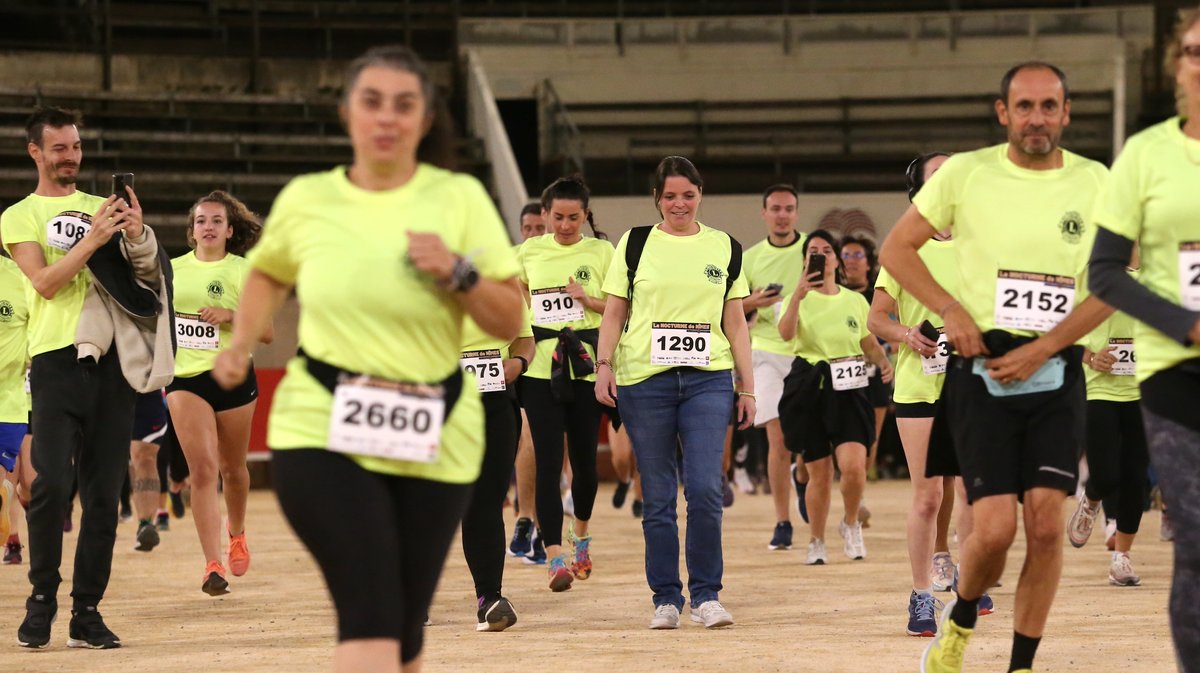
left=649, top=604, right=680, bottom=630
left=689, top=600, right=734, bottom=628
left=1067, top=494, right=1100, bottom=548
left=839, top=520, right=866, bottom=560
left=1108, top=552, right=1142, bottom=586
left=805, top=538, right=828, bottom=565
left=930, top=552, right=955, bottom=592
left=732, top=467, right=755, bottom=494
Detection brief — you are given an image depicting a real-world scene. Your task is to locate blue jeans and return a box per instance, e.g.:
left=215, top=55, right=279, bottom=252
left=618, top=368, right=733, bottom=610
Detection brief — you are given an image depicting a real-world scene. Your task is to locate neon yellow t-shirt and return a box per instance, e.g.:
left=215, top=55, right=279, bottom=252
left=913, top=144, right=1107, bottom=338
left=743, top=232, right=807, bottom=357
left=791, top=286, right=871, bottom=364
left=601, top=223, right=750, bottom=386
left=0, top=257, right=30, bottom=423
left=461, top=303, right=534, bottom=359
left=1093, top=118, right=1200, bottom=382
left=1083, top=307, right=1140, bottom=402
left=1, top=191, right=106, bottom=357
left=171, top=251, right=250, bottom=378
left=876, top=239, right=956, bottom=404
left=248, top=165, right=520, bottom=483
left=517, top=234, right=613, bottom=381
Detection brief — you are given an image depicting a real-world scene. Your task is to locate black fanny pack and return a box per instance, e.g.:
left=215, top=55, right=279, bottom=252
left=298, top=347, right=464, bottom=422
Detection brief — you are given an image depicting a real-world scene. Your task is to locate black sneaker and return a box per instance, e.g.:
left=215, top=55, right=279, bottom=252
left=156, top=511, right=170, bottom=531
left=631, top=499, right=643, bottom=519
left=475, top=596, right=518, bottom=632
left=768, top=521, right=793, bottom=551
left=2, top=539, right=22, bottom=565
left=169, top=491, right=185, bottom=518
left=17, top=595, right=56, bottom=648
left=612, top=481, right=630, bottom=509
left=507, top=517, right=532, bottom=558
left=135, top=522, right=160, bottom=552
left=67, top=606, right=120, bottom=649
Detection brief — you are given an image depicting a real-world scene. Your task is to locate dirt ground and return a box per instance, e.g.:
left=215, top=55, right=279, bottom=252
left=0, top=479, right=1177, bottom=673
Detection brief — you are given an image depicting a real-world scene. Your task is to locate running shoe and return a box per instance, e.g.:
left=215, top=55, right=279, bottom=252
left=791, top=463, right=808, bottom=523
left=907, top=590, right=942, bottom=637
left=1067, top=494, right=1100, bottom=548
left=839, top=519, right=866, bottom=560
left=476, top=596, right=518, bottom=632
left=228, top=528, right=251, bottom=577
left=67, top=605, right=120, bottom=649
left=721, top=476, right=735, bottom=508
left=1161, top=511, right=1174, bottom=541
left=3, top=538, right=22, bottom=565
left=156, top=510, right=170, bottom=531
left=17, top=595, right=55, bottom=648
left=768, top=521, right=793, bottom=551
left=547, top=555, right=573, bottom=592
left=1109, top=551, right=1142, bottom=586
left=169, top=490, right=185, bottom=518
left=612, top=481, right=630, bottom=508
left=134, top=521, right=160, bottom=552
left=508, top=517, right=533, bottom=557
left=930, top=552, right=955, bottom=592
left=649, top=604, right=680, bottom=630
left=202, top=560, right=230, bottom=596
left=977, top=593, right=994, bottom=616
left=805, top=538, right=828, bottom=565
left=631, top=499, right=644, bottom=519
left=690, top=600, right=734, bottom=629
left=567, top=524, right=592, bottom=580
left=0, top=480, right=11, bottom=544
left=732, top=467, right=756, bottom=494
left=920, top=598, right=972, bottom=673
left=1104, top=518, right=1117, bottom=551
left=523, top=528, right=547, bottom=565
left=562, top=490, right=575, bottom=518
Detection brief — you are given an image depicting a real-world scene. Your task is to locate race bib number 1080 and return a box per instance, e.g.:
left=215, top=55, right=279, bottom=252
left=46, top=212, right=91, bottom=252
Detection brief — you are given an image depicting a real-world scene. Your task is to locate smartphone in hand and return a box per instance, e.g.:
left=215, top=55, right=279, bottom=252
left=807, top=254, right=826, bottom=284
left=918, top=320, right=941, bottom=342
left=765, top=283, right=784, bottom=295
left=112, top=173, right=134, bottom=206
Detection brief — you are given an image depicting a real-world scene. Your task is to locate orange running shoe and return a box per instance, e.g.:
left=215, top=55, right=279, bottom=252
left=228, top=528, right=251, bottom=577
left=202, top=560, right=229, bottom=596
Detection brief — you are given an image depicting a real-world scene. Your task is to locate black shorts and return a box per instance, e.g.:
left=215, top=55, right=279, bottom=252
left=794, top=388, right=874, bottom=462
left=132, top=392, right=168, bottom=442
left=894, top=401, right=937, bottom=418
left=943, top=354, right=1084, bottom=503
left=866, top=368, right=892, bottom=408
left=166, top=365, right=258, bottom=412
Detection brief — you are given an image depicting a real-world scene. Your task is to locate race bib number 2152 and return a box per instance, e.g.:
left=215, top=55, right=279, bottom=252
left=994, top=270, right=1075, bottom=333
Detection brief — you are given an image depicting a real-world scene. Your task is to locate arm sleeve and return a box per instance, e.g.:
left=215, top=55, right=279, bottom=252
left=1089, top=227, right=1197, bottom=345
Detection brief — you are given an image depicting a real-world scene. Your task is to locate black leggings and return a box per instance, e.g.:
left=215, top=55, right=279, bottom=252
left=520, top=378, right=601, bottom=547
left=461, top=392, right=519, bottom=600
left=272, top=449, right=472, bottom=663
left=1084, top=400, right=1148, bottom=535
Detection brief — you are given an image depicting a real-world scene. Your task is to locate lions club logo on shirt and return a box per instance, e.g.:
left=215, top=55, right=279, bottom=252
left=574, top=265, right=594, bottom=285
left=704, top=264, right=725, bottom=285
left=0, top=300, right=12, bottom=323
left=206, top=280, right=225, bottom=300
left=846, top=316, right=860, bottom=332
left=1059, top=211, right=1085, bottom=244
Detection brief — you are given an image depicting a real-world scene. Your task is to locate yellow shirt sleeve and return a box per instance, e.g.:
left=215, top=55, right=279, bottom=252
left=457, top=176, right=520, bottom=282
left=912, top=153, right=967, bottom=234
left=1093, top=136, right=1145, bottom=242
left=602, top=231, right=631, bottom=297
left=0, top=207, right=40, bottom=251
left=247, top=178, right=305, bottom=285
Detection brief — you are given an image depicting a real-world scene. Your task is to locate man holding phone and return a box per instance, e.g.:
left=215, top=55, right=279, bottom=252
left=741, top=184, right=808, bottom=551
left=2, top=107, right=148, bottom=650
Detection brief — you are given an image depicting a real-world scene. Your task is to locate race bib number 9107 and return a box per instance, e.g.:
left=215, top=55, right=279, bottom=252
left=46, top=212, right=91, bottom=252
left=994, top=270, right=1075, bottom=333
left=650, top=322, right=711, bottom=366
left=327, top=379, right=444, bottom=464
left=460, top=349, right=506, bottom=393
left=1180, top=242, right=1200, bottom=311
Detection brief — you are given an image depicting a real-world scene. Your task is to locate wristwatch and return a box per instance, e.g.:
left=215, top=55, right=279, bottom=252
left=448, top=257, right=480, bottom=293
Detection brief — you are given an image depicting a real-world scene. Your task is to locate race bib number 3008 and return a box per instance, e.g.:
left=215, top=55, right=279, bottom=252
left=1180, top=242, right=1200, bottom=311
left=328, top=379, right=444, bottom=464
left=994, top=270, right=1075, bottom=333
left=531, top=287, right=585, bottom=325
left=175, top=312, right=219, bottom=350
left=650, top=322, right=711, bottom=366
left=46, top=212, right=91, bottom=252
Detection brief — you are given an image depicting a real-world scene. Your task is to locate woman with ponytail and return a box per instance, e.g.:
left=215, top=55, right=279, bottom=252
left=517, top=175, right=614, bottom=592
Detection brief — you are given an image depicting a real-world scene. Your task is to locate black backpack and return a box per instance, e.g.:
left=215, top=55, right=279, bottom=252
left=623, top=225, right=742, bottom=329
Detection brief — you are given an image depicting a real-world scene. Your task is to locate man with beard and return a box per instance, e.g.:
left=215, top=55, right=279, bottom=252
left=879, top=63, right=1113, bottom=673
left=2, top=107, right=149, bottom=650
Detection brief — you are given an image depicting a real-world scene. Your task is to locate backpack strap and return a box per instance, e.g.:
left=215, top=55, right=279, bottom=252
left=725, top=232, right=743, bottom=298
left=623, top=226, right=653, bottom=331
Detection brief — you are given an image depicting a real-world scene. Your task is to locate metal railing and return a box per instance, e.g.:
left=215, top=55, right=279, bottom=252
left=464, top=49, right=529, bottom=241
left=538, top=78, right=585, bottom=182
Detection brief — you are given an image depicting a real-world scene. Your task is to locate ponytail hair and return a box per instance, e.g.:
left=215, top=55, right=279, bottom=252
left=540, top=174, right=607, bottom=240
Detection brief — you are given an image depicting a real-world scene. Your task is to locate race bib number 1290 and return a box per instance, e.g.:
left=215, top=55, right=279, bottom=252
left=650, top=322, right=711, bottom=366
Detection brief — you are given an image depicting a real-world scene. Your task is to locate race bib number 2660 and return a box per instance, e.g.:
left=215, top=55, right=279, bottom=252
left=327, top=379, right=444, bottom=464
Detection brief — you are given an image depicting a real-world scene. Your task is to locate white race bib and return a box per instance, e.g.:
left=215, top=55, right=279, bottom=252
left=829, top=355, right=870, bottom=391
left=460, top=349, right=506, bottom=393
left=921, top=329, right=950, bottom=375
left=1179, top=242, right=1200, bottom=311
left=531, top=287, right=585, bottom=325
left=994, top=270, right=1075, bottom=333
left=1108, top=338, right=1136, bottom=377
left=46, top=212, right=91, bottom=252
left=175, top=312, right=220, bottom=350
left=650, top=322, right=711, bottom=366
left=327, top=378, right=444, bottom=463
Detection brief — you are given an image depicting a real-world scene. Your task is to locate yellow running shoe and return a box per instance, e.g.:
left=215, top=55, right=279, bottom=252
left=921, top=599, right=973, bottom=673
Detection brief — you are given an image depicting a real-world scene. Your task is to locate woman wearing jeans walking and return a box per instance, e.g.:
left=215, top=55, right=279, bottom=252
left=595, top=155, right=754, bottom=630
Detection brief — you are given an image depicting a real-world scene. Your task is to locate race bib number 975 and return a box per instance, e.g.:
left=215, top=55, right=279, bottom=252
left=328, top=379, right=444, bottom=464
left=175, top=312, right=219, bottom=350
left=650, top=322, right=711, bottom=366
left=531, top=287, right=585, bottom=325
left=1180, top=242, right=1200, bottom=311
left=994, top=270, right=1075, bottom=333
left=460, top=349, right=506, bottom=393
left=46, top=212, right=91, bottom=252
